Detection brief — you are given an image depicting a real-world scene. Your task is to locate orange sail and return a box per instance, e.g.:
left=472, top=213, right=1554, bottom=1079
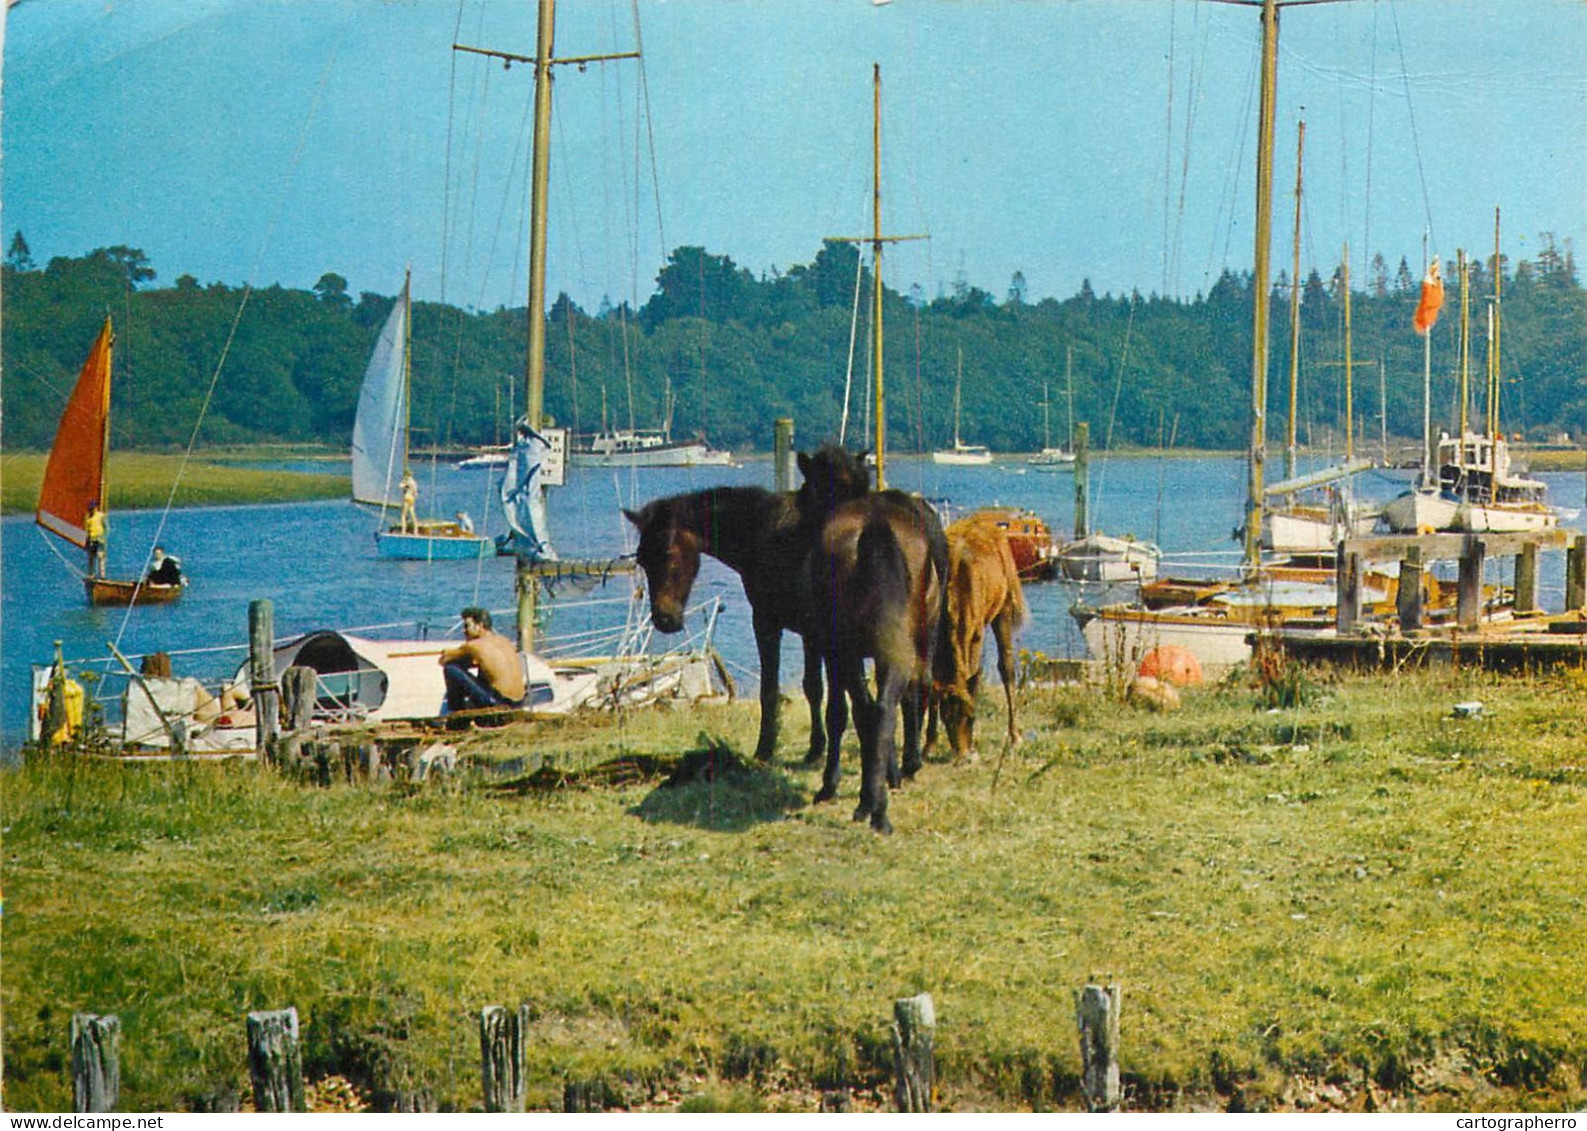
left=36, top=318, right=114, bottom=548
left=1413, top=257, right=1444, bottom=335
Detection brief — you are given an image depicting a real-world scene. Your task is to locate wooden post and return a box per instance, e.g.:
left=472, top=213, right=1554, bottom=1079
left=1335, top=546, right=1361, bottom=633
left=1514, top=540, right=1539, bottom=614
left=281, top=666, right=317, bottom=732
left=773, top=417, right=795, bottom=492
left=1075, top=983, right=1122, bottom=1112
left=1396, top=544, right=1424, bottom=633
left=1457, top=536, right=1486, bottom=629
left=1567, top=533, right=1587, bottom=611
left=71, top=1013, right=120, bottom=1113
left=1073, top=422, right=1090, bottom=539
left=479, top=1004, right=529, bottom=1113
left=248, top=600, right=279, bottom=761
left=890, top=992, right=935, bottom=1113
left=246, top=1008, right=305, bottom=1113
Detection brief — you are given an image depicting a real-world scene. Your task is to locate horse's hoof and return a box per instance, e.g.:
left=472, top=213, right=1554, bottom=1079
left=752, top=745, right=775, bottom=764
left=851, top=803, right=873, bottom=823
left=814, top=786, right=837, bottom=804
left=802, top=750, right=825, bottom=768
left=901, top=759, right=921, bottom=779
left=872, top=816, right=894, bottom=836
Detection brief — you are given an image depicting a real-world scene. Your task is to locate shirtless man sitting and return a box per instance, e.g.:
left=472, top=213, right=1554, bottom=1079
left=438, top=606, right=526, bottom=713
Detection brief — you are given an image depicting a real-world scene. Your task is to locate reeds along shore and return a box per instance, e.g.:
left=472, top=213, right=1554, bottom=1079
left=5, top=664, right=1587, bottom=1113
left=0, top=452, right=347, bottom=514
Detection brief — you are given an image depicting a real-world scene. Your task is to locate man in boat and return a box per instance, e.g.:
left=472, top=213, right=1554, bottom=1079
left=455, top=511, right=474, bottom=534
left=438, top=606, right=526, bottom=713
left=145, top=546, right=182, bottom=587
left=399, top=469, right=419, bottom=534
left=84, top=501, right=107, bottom=578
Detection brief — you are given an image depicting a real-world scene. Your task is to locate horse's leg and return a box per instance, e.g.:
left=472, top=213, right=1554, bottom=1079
left=815, top=652, right=849, bottom=803
left=801, top=637, right=826, bottom=766
left=752, top=613, right=782, bottom=762
left=993, top=609, right=1021, bottom=745
left=862, top=669, right=903, bottom=835
left=923, top=684, right=940, bottom=758
left=900, top=678, right=924, bottom=781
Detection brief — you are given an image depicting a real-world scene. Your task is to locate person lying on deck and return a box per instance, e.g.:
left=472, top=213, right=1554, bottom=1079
left=146, top=546, right=182, bottom=586
left=438, top=606, right=527, bottom=713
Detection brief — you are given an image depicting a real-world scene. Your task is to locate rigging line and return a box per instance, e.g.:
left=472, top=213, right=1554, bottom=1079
left=1387, top=0, right=1436, bottom=254
left=1361, top=0, right=1380, bottom=276
left=440, top=0, right=473, bottom=308
left=1162, top=0, right=1178, bottom=297
left=630, top=0, right=667, bottom=261
left=840, top=240, right=865, bottom=445
left=108, top=11, right=350, bottom=660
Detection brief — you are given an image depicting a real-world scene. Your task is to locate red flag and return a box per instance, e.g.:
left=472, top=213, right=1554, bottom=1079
left=1413, top=257, right=1444, bottom=335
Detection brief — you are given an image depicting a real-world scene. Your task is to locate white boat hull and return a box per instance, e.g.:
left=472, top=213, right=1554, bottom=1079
left=1059, top=534, right=1161, bottom=583
left=1452, top=502, right=1558, bottom=533
left=1075, top=606, right=1256, bottom=670
left=569, top=441, right=732, bottom=468
left=932, top=449, right=993, bottom=466
left=1263, top=506, right=1380, bottom=554
left=1381, top=489, right=1460, bottom=534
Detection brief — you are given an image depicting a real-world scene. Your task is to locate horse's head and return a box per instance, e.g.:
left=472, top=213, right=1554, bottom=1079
left=936, top=684, right=978, bottom=759
left=623, top=499, right=702, bottom=634
left=795, top=445, right=872, bottom=526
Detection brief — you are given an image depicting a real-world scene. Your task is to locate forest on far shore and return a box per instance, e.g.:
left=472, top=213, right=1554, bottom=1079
left=3, top=234, right=1583, bottom=457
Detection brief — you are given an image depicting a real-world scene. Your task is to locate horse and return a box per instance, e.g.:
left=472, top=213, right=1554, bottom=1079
left=926, top=513, right=1029, bottom=760
left=623, top=473, right=869, bottom=764
left=799, top=446, right=949, bottom=834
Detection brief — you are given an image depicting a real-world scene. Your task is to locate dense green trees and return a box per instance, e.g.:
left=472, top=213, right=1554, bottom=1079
left=4, top=238, right=1583, bottom=455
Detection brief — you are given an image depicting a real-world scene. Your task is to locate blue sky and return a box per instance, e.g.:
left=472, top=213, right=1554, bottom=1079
left=3, top=0, right=1583, bottom=313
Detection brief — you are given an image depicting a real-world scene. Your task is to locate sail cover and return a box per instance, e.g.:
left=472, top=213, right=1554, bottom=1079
left=36, top=318, right=114, bottom=546
left=500, top=420, right=558, bottom=561
left=350, top=291, right=408, bottom=507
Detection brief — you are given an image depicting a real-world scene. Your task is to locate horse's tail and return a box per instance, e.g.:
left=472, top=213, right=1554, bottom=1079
left=1001, top=535, right=1031, bottom=629
left=923, top=509, right=952, bottom=679
left=855, top=512, right=910, bottom=601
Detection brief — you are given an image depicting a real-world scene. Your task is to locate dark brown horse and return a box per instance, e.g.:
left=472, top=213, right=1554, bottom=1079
left=799, top=447, right=949, bottom=834
left=623, top=473, right=869, bottom=763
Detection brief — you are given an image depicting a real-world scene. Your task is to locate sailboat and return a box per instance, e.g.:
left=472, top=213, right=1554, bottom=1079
left=350, top=271, right=493, bottom=560
left=1028, top=349, right=1076, bottom=470
left=35, top=317, right=183, bottom=606
left=932, top=349, right=993, bottom=465
left=569, top=380, right=733, bottom=468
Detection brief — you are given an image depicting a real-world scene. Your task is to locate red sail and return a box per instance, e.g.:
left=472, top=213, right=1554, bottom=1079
left=36, top=318, right=114, bottom=547
left=1413, top=258, right=1444, bottom=335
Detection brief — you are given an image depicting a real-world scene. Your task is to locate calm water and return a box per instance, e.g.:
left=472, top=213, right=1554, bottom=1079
left=5, top=454, right=1581, bottom=750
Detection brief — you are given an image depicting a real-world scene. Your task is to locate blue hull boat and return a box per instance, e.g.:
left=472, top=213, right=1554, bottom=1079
left=376, top=529, right=493, bottom=560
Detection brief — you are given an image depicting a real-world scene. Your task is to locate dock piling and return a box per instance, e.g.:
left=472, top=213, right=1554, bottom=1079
left=1457, top=537, right=1486, bottom=630
left=1396, top=544, right=1424, bottom=632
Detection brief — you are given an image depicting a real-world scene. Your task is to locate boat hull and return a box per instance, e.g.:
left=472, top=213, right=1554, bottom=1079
left=1058, top=533, right=1161, bottom=583
left=1074, top=605, right=1258, bottom=670
left=376, top=530, right=493, bottom=560
left=569, top=441, right=732, bottom=468
left=1452, top=502, right=1558, bottom=533
left=1262, top=506, right=1380, bottom=554
left=1381, top=489, right=1460, bottom=534
left=932, top=449, right=993, bottom=466
left=85, top=577, right=183, bottom=607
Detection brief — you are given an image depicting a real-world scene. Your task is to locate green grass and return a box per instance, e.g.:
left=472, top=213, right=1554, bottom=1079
left=2, top=452, right=347, bottom=514
left=4, top=668, right=1586, bottom=1112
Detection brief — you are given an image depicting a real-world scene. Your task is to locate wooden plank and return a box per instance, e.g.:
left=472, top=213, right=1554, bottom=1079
left=71, top=1013, right=120, bottom=1113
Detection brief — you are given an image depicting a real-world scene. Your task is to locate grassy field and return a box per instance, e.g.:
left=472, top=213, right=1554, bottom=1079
left=4, top=665, right=1586, bottom=1112
left=1, top=452, right=347, bottom=514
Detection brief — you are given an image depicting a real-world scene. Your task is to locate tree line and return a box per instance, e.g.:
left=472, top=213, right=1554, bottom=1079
left=3, top=233, right=1583, bottom=457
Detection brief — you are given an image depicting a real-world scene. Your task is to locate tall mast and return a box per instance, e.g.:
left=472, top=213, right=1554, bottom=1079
left=953, top=348, right=963, bottom=448
left=871, top=63, right=887, bottom=488
left=1285, top=120, right=1304, bottom=482
left=1065, top=344, right=1074, bottom=450
left=1342, top=245, right=1353, bottom=462
left=402, top=269, right=413, bottom=472
left=1489, top=207, right=1502, bottom=438
left=1457, top=247, right=1470, bottom=439
left=1243, top=0, right=1279, bottom=575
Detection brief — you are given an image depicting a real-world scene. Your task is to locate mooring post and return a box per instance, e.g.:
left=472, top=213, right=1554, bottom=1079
left=479, top=1004, right=529, bottom=1113
left=246, top=1008, right=305, bottom=1113
left=71, top=1013, right=120, bottom=1113
left=1335, top=545, right=1361, bottom=632
left=1566, top=533, right=1587, bottom=611
left=248, top=600, right=279, bottom=761
left=1076, top=983, right=1123, bottom=1112
left=890, top=992, right=936, bottom=1112
left=773, top=417, right=795, bottom=492
left=1396, top=544, right=1424, bottom=632
left=1457, top=536, right=1486, bottom=629
left=1073, top=422, right=1090, bottom=539
left=1514, top=540, right=1540, bottom=614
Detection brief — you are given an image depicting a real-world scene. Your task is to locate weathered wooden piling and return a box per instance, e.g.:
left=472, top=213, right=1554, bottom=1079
left=1514, top=540, right=1540, bottom=614
left=1567, top=533, right=1587, bottom=611
left=1457, top=536, right=1486, bottom=630
left=71, top=1013, right=120, bottom=1113
left=774, top=417, right=795, bottom=492
left=1073, top=422, right=1090, bottom=539
left=1396, top=544, right=1424, bottom=631
left=1334, top=546, right=1362, bottom=632
left=1075, top=983, right=1122, bottom=1112
left=890, top=992, right=935, bottom=1113
left=246, top=1008, right=305, bottom=1113
left=479, top=1004, right=529, bottom=1113
left=248, top=600, right=279, bottom=760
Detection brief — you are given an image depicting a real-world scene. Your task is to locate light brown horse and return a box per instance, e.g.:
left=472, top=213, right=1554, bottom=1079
left=927, top=513, right=1029, bottom=760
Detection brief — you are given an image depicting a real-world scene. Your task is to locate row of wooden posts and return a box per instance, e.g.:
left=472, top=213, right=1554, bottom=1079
left=67, top=985, right=1125, bottom=1113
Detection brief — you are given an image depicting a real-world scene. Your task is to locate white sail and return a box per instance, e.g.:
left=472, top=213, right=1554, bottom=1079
left=350, top=292, right=408, bottom=508
left=500, top=420, right=558, bottom=561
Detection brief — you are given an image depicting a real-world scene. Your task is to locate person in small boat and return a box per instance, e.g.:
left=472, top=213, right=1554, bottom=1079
left=438, top=606, right=526, bottom=713
left=455, top=511, right=474, bottom=534
left=84, top=501, right=107, bottom=578
left=399, top=469, right=419, bottom=534
left=145, top=546, right=182, bottom=587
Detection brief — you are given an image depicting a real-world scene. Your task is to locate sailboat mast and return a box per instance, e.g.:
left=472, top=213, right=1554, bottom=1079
left=1489, top=207, right=1502, bottom=438
left=1342, top=245, right=1354, bottom=462
left=954, top=348, right=963, bottom=448
left=871, top=63, right=887, bottom=490
left=525, top=0, right=555, bottom=433
left=1457, top=247, right=1470, bottom=439
left=1286, top=120, right=1304, bottom=482
left=1243, top=0, right=1279, bottom=574
left=402, top=270, right=413, bottom=473
left=1065, top=344, right=1074, bottom=450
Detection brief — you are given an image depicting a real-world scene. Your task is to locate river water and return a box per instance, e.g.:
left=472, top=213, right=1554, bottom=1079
left=5, top=454, right=1581, bottom=750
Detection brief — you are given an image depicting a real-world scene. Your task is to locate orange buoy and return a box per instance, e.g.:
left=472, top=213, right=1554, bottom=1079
left=1137, top=645, right=1204, bottom=688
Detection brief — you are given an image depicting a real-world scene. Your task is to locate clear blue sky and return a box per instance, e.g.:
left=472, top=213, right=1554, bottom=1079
left=4, top=0, right=1583, bottom=314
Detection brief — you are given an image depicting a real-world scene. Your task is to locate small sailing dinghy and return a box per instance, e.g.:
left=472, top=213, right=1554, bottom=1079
left=351, top=271, right=493, bottom=560
left=35, top=317, right=183, bottom=606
